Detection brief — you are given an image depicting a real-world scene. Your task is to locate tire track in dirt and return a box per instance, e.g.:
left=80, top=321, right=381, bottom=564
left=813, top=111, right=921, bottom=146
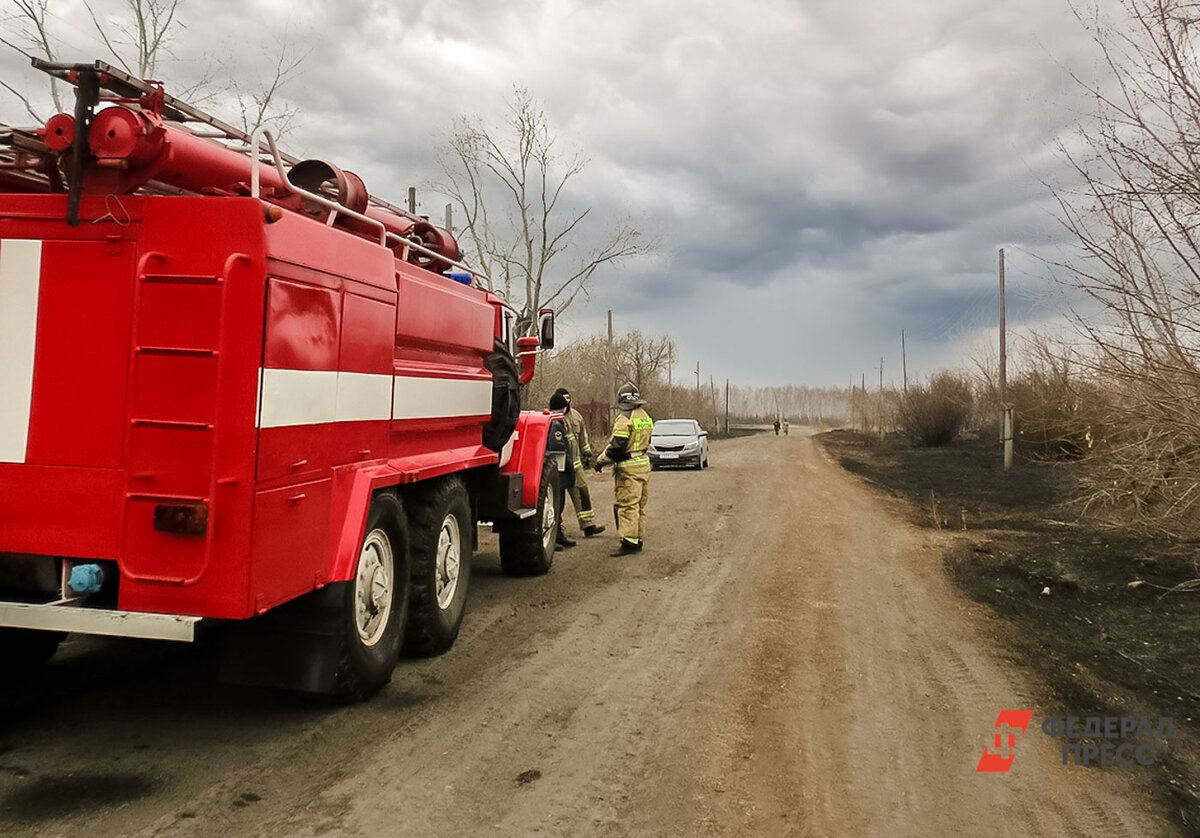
left=628, top=430, right=1180, bottom=837
left=165, top=455, right=753, bottom=837
left=4, top=429, right=1182, bottom=837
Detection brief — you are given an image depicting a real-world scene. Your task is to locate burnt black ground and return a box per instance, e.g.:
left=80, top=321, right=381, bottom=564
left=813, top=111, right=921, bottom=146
left=820, top=428, right=1200, bottom=835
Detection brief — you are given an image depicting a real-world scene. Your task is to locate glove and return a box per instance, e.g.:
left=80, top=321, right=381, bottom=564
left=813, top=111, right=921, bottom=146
left=582, top=452, right=592, bottom=469
left=594, top=459, right=605, bottom=473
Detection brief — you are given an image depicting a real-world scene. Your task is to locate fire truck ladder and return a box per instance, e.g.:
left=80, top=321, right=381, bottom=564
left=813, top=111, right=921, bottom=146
left=15, top=59, right=488, bottom=283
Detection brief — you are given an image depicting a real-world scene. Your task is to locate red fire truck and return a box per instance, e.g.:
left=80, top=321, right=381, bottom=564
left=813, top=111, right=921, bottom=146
left=0, top=60, right=566, bottom=699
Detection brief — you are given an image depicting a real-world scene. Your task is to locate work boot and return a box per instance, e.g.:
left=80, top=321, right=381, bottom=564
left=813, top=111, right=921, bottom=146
left=556, top=531, right=576, bottom=549
left=582, top=524, right=606, bottom=537
left=610, top=539, right=640, bottom=557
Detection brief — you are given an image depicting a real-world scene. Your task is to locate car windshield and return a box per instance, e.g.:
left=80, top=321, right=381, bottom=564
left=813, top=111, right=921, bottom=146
left=654, top=420, right=698, bottom=435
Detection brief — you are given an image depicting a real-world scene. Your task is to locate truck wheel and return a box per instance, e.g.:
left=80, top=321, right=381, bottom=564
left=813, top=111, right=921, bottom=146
left=0, top=628, right=64, bottom=671
left=402, top=476, right=472, bottom=657
left=334, top=491, right=409, bottom=700
left=499, top=458, right=558, bottom=577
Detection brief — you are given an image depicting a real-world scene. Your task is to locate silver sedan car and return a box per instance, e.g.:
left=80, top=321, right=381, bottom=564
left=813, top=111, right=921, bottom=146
left=648, top=418, right=709, bottom=470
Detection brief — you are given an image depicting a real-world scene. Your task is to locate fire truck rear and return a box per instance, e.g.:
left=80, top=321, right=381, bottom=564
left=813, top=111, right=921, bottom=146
left=0, top=60, right=566, bottom=699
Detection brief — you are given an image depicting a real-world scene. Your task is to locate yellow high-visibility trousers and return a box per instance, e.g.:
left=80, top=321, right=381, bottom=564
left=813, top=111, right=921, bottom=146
left=613, top=463, right=650, bottom=544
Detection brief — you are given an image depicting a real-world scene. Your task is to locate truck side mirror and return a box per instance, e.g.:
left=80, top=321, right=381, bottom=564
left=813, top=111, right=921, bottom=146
left=516, top=336, right=540, bottom=384
left=537, top=308, right=555, bottom=350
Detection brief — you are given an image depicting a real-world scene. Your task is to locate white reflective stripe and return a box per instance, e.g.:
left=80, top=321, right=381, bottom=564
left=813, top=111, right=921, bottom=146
left=336, top=371, right=393, bottom=423
left=257, top=369, right=490, bottom=427
left=258, top=368, right=338, bottom=428
left=393, top=375, right=491, bottom=420
left=0, top=240, right=42, bottom=463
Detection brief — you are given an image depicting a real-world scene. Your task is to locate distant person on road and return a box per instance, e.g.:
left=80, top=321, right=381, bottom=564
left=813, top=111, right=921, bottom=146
left=782, top=417, right=789, bottom=436
left=550, top=388, right=605, bottom=542
left=774, top=418, right=781, bottom=435
left=594, top=384, right=654, bottom=556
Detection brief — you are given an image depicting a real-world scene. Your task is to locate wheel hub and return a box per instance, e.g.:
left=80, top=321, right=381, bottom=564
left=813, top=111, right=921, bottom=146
left=435, top=515, right=461, bottom=610
left=541, top=487, right=557, bottom=554
left=356, top=529, right=393, bottom=646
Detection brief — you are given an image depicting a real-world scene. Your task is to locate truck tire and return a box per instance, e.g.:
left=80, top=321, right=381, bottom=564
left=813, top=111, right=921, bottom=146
left=402, top=476, right=472, bottom=657
left=334, top=491, right=409, bottom=700
left=0, top=628, right=64, bottom=671
left=499, top=458, right=559, bottom=577
left=482, top=339, right=521, bottom=452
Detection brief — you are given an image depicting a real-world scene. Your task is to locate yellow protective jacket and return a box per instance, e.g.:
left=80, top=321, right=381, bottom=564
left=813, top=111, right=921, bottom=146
left=563, top=407, right=592, bottom=474
left=598, top=407, right=654, bottom=470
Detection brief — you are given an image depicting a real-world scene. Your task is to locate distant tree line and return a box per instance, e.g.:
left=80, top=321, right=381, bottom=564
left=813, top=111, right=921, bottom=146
left=529, top=328, right=849, bottom=438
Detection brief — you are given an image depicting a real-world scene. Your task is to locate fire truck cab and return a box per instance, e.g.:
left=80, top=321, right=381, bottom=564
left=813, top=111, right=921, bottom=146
left=0, top=60, right=565, bottom=699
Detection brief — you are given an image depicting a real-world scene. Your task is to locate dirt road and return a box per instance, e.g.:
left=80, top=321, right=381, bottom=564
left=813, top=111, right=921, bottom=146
left=0, top=430, right=1180, bottom=836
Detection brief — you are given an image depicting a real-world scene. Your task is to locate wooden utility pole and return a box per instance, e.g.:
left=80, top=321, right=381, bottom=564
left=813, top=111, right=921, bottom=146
left=667, top=343, right=674, bottom=418
left=408, top=187, right=417, bottom=214
left=999, top=248, right=1012, bottom=471
left=879, top=357, right=884, bottom=437
left=709, top=375, right=716, bottom=430
left=695, top=362, right=700, bottom=413
left=444, top=203, right=453, bottom=231
left=607, top=310, right=616, bottom=426
left=901, top=329, right=908, bottom=393
left=725, top=379, right=730, bottom=434
left=999, top=248, right=1007, bottom=403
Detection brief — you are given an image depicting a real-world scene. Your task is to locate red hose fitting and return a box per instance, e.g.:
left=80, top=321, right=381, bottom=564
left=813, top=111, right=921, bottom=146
left=89, top=107, right=165, bottom=166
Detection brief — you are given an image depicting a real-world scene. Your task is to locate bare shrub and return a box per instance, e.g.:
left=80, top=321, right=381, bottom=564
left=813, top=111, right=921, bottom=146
left=1008, top=338, right=1102, bottom=460
left=1052, top=0, right=1200, bottom=537
left=897, top=372, right=974, bottom=446
left=1071, top=352, right=1200, bottom=538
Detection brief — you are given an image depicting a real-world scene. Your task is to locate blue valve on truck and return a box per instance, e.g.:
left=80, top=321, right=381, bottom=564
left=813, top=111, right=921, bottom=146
left=68, top=563, right=105, bottom=594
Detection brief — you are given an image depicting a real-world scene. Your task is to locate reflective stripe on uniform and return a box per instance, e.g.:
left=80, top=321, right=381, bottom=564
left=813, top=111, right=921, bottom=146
left=616, top=449, right=649, bottom=469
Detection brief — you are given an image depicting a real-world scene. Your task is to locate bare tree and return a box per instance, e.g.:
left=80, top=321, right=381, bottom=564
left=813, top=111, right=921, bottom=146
left=530, top=329, right=673, bottom=410
left=1054, top=0, right=1200, bottom=536
left=613, top=331, right=674, bottom=393
left=1, top=0, right=65, bottom=118
left=225, top=40, right=307, bottom=137
left=439, top=87, right=653, bottom=334
left=2, top=0, right=303, bottom=138
left=83, top=0, right=182, bottom=78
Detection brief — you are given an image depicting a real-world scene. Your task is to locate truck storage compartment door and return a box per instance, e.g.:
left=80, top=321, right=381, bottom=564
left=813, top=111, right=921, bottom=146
left=256, top=277, right=341, bottom=481
left=1, top=238, right=134, bottom=467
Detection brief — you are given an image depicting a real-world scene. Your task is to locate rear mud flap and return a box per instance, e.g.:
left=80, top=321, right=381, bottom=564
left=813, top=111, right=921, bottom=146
left=218, top=584, right=347, bottom=695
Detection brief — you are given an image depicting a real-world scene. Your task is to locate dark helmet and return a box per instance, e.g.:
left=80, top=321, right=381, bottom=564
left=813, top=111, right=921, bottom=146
left=549, top=392, right=568, bottom=411
left=617, top=383, right=646, bottom=410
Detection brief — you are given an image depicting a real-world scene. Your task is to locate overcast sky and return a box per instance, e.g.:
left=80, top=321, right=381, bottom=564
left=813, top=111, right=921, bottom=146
left=0, top=0, right=1118, bottom=387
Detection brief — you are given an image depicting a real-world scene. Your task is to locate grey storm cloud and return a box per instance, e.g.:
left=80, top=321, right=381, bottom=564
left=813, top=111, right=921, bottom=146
left=0, top=0, right=1120, bottom=385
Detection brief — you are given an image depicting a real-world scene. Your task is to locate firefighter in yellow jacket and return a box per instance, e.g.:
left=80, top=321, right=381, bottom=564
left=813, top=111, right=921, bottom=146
left=595, top=384, right=654, bottom=556
left=550, top=388, right=605, bottom=541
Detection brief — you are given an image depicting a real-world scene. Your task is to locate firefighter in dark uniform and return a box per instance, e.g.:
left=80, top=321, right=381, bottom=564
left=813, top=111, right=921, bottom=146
left=550, top=387, right=605, bottom=540
left=594, top=384, right=654, bottom=556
